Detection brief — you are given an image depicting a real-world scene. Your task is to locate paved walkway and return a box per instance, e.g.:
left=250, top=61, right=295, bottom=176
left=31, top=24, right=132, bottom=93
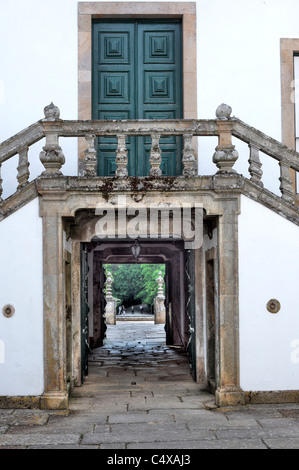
left=1, top=321, right=299, bottom=449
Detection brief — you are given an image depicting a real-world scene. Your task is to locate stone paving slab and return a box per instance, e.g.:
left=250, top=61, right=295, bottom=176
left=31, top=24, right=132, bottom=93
left=108, top=412, right=175, bottom=424
left=81, top=428, right=216, bottom=446
left=126, top=439, right=268, bottom=449
left=0, top=433, right=81, bottom=446
left=262, top=438, right=299, bottom=449
left=215, top=426, right=299, bottom=440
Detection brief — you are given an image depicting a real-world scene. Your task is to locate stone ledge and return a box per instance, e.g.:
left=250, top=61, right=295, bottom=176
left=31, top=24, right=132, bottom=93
left=0, top=396, right=41, bottom=409
left=1, top=175, right=298, bottom=228
left=244, top=390, right=299, bottom=404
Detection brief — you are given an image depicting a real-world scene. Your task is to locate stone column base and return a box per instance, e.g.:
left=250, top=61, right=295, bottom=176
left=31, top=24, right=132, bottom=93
left=105, top=298, right=116, bottom=325
left=154, top=297, right=166, bottom=324
left=215, top=386, right=245, bottom=407
left=40, top=391, right=69, bottom=410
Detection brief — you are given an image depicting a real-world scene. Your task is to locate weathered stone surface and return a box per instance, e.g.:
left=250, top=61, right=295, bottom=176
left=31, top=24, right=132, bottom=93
left=263, top=438, right=299, bottom=449
left=0, top=323, right=299, bottom=448
left=126, top=439, right=267, bottom=449
left=0, top=433, right=81, bottom=447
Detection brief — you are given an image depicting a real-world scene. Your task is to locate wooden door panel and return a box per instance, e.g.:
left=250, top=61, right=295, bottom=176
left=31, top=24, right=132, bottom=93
left=93, top=20, right=182, bottom=176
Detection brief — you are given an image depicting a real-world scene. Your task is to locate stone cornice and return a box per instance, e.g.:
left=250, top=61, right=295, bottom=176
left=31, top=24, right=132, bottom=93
left=1, top=175, right=298, bottom=225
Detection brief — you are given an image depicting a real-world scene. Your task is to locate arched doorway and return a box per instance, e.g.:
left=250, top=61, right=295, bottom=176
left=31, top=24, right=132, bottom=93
left=80, top=239, right=195, bottom=383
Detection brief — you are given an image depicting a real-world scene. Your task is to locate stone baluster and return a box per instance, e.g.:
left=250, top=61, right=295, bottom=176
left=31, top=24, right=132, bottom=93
left=149, top=133, right=162, bottom=177
left=39, top=103, right=65, bottom=176
left=182, top=134, right=196, bottom=177
left=105, top=272, right=116, bottom=325
left=84, top=134, right=97, bottom=177
left=17, top=146, right=30, bottom=189
left=157, top=271, right=165, bottom=298
left=213, top=104, right=239, bottom=173
left=0, top=163, right=3, bottom=202
left=248, top=143, right=263, bottom=187
left=115, top=134, right=128, bottom=177
left=279, top=161, right=294, bottom=203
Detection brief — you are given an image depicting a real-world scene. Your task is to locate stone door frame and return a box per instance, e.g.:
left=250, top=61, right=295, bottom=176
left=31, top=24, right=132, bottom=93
left=77, top=1, right=198, bottom=174
left=38, top=185, right=243, bottom=409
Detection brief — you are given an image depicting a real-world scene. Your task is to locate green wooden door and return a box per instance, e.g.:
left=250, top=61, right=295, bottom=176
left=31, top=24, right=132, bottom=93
left=92, top=20, right=182, bottom=176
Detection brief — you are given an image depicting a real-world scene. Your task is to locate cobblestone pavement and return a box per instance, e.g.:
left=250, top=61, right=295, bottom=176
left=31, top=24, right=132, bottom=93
left=1, top=321, right=299, bottom=450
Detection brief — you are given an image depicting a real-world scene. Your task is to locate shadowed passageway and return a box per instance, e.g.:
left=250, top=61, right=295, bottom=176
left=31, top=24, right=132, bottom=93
left=76, top=321, right=212, bottom=410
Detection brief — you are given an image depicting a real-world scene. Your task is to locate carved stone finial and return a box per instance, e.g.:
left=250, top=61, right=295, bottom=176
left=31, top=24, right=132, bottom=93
left=43, top=102, right=60, bottom=120
left=216, top=103, right=232, bottom=120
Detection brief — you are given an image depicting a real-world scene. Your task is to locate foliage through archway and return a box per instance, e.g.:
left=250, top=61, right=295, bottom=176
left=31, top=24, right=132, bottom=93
left=104, top=264, right=165, bottom=308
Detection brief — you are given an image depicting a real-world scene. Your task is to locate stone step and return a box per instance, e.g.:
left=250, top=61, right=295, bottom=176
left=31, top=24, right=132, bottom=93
left=116, top=315, right=154, bottom=321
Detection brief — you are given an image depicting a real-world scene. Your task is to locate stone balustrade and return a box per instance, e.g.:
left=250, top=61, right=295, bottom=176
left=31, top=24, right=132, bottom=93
left=0, top=103, right=298, bottom=205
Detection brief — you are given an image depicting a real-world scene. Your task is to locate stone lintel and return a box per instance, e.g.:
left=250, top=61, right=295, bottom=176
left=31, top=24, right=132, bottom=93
left=78, top=2, right=196, bottom=16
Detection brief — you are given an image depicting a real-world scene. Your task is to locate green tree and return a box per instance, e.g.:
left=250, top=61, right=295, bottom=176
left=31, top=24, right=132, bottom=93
left=137, top=264, right=165, bottom=306
left=104, top=263, right=165, bottom=307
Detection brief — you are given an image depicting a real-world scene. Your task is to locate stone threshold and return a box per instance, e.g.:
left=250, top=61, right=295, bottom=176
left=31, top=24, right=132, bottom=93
left=116, top=315, right=154, bottom=322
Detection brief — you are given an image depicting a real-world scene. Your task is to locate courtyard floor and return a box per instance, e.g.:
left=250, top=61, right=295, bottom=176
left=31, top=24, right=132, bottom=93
left=1, top=321, right=299, bottom=450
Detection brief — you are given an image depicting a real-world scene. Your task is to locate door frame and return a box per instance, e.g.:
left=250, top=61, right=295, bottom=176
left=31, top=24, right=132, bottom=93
left=78, top=1, right=198, bottom=175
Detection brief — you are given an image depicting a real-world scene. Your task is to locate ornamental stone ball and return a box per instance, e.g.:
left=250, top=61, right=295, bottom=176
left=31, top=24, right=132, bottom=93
left=216, top=103, right=232, bottom=120
left=43, top=102, right=60, bottom=120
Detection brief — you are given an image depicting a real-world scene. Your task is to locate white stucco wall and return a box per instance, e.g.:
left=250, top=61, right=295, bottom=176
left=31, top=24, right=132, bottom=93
left=238, top=195, right=299, bottom=391
left=0, top=198, right=44, bottom=395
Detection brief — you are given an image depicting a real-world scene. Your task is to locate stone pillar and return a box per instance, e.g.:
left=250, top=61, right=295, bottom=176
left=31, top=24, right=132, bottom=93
left=105, top=272, right=116, bottom=325
left=213, top=104, right=239, bottom=174
left=215, top=208, right=245, bottom=407
left=39, top=103, right=65, bottom=176
left=154, top=271, right=166, bottom=324
left=72, top=241, right=81, bottom=386
left=40, top=211, right=68, bottom=409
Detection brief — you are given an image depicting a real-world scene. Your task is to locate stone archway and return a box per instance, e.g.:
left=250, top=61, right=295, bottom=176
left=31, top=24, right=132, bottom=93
left=38, top=185, right=244, bottom=409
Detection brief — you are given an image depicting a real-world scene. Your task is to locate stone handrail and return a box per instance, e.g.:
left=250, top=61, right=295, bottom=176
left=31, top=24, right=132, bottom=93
left=0, top=122, right=45, bottom=195
left=0, top=102, right=298, bottom=204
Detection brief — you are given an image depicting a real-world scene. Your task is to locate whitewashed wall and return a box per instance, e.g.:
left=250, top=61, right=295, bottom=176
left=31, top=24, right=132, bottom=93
left=0, top=198, right=43, bottom=395
left=238, top=195, right=299, bottom=391
left=1, top=0, right=299, bottom=197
